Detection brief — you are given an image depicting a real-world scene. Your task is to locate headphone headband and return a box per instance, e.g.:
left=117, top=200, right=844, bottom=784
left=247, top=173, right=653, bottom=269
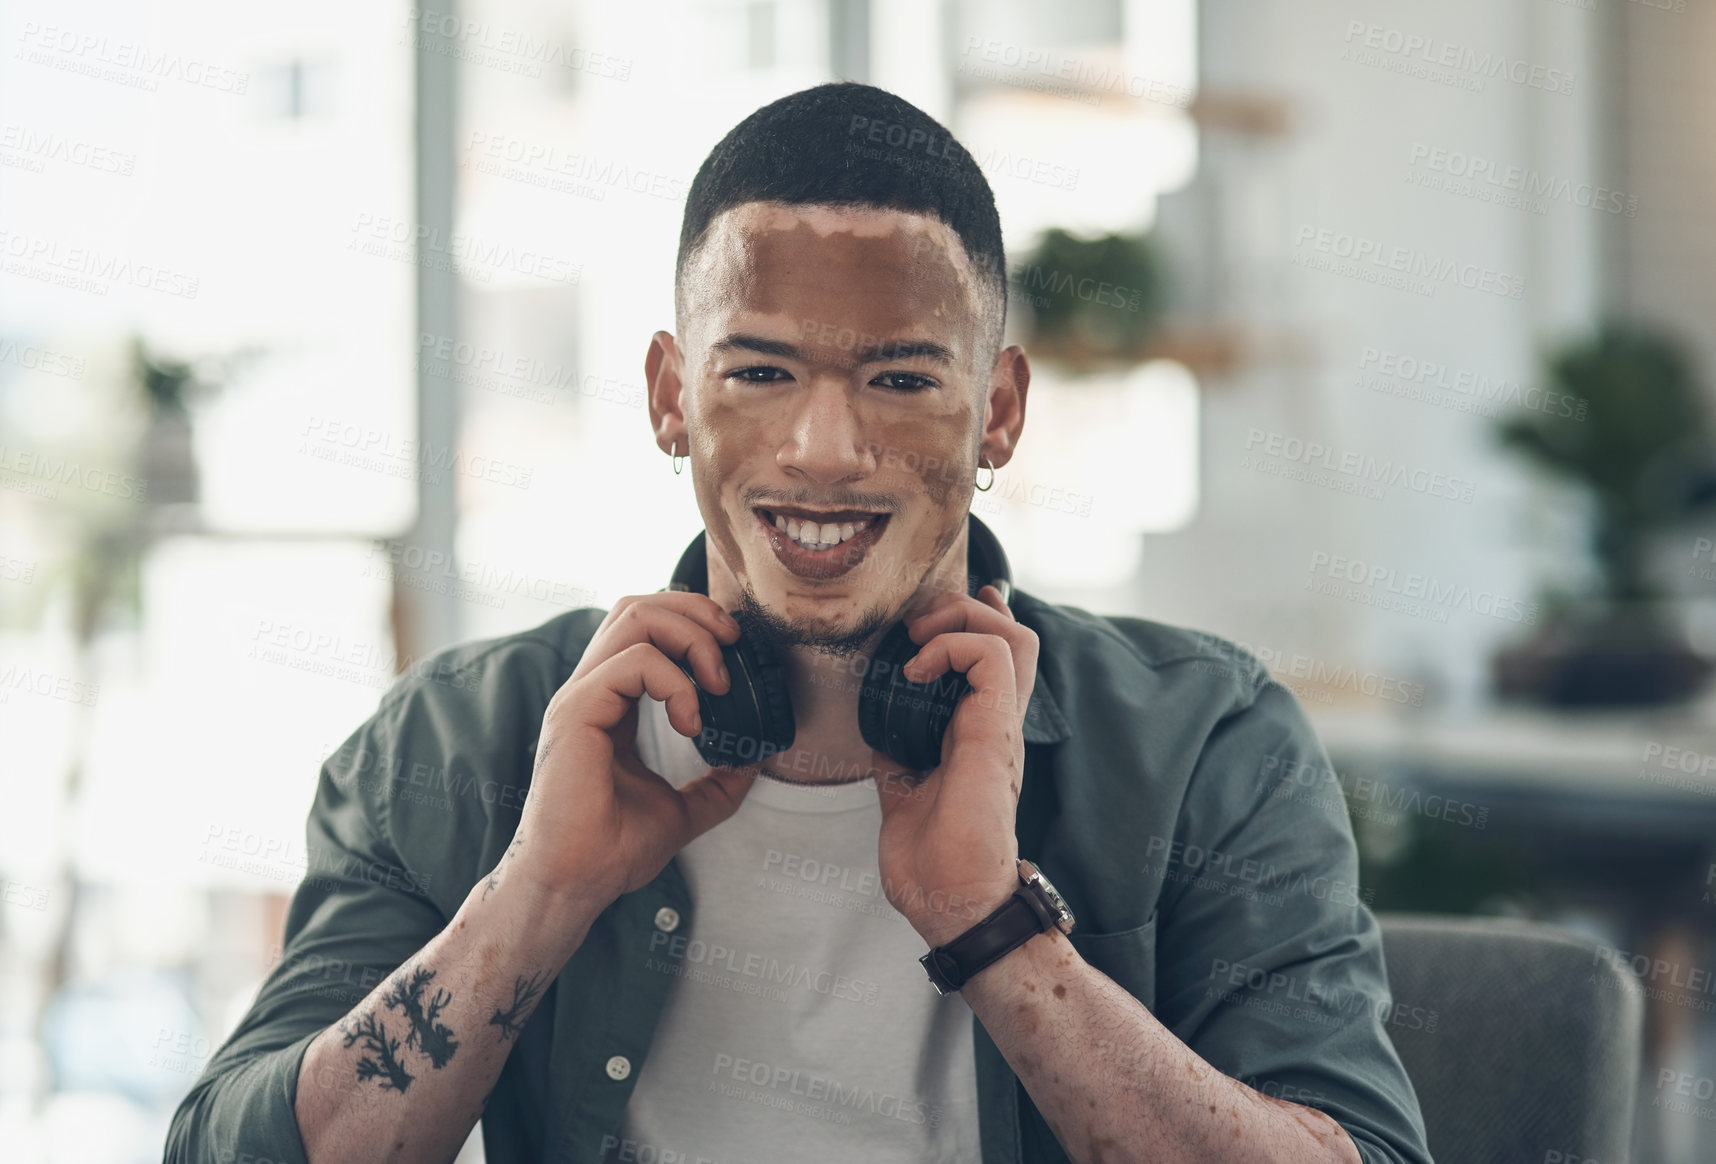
left=668, top=512, right=1012, bottom=604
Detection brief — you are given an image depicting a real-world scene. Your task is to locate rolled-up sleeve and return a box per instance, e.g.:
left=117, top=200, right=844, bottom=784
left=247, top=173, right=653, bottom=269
left=1150, top=676, right=1433, bottom=1164
left=164, top=695, right=450, bottom=1164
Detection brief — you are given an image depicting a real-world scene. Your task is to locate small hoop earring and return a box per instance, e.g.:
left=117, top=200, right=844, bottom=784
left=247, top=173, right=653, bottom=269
left=974, top=455, right=995, bottom=492
left=671, top=444, right=685, bottom=475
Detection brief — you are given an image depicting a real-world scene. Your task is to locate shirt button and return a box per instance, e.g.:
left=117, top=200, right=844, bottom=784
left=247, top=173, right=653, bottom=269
left=653, top=906, right=681, bottom=933
left=605, top=1055, right=631, bottom=1080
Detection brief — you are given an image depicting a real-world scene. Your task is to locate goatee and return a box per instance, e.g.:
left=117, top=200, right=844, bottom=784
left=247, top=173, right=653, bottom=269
left=734, top=587, right=892, bottom=659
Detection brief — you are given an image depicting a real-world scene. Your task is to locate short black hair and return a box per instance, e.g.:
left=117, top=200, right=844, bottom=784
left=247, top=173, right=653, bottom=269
left=675, top=81, right=1007, bottom=360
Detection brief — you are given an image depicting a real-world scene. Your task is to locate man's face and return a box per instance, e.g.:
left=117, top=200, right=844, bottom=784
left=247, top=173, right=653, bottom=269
left=665, top=203, right=1003, bottom=654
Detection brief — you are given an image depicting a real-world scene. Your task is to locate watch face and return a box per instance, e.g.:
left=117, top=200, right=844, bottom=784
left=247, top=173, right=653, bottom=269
left=1019, top=859, right=1076, bottom=934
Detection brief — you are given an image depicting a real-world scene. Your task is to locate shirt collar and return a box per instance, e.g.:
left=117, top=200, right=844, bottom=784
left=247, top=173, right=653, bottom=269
left=1014, top=588, right=1071, bottom=745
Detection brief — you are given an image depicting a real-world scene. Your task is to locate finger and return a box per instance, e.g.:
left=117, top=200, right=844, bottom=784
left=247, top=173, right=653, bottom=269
left=904, top=590, right=1020, bottom=644
left=897, top=586, right=977, bottom=636
left=677, top=764, right=761, bottom=840
left=901, top=631, right=1020, bottom=730
left=611, top=591, right=743, bottom=643
left=618, top=590, right=741, bottom=645
left=903, top=596, right=1037, bottom=701
left=578, top=642, right=705, bottom=739
left=671, top=591, right=745, bottom=644
left=578, top=603, right=734, bottom=694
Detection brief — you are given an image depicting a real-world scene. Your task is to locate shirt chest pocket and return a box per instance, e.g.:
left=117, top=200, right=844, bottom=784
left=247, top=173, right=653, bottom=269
left=1066, top=911, right=1158, bottom=1011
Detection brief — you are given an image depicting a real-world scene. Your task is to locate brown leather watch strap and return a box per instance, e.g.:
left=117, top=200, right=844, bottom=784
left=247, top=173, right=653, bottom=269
left=919, top=890, right=1049, bottom=994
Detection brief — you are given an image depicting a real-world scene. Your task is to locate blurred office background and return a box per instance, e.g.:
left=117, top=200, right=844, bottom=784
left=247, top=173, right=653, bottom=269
left=2, top=0, right=1714, bottom=1160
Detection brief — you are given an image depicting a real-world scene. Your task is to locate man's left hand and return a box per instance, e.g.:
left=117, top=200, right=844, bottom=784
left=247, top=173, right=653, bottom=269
left=872, top=584, right=1038, bottom=949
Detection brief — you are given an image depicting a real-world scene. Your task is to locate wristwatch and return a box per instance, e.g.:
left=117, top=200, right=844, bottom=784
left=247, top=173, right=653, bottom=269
left=919, top=858, right=1077, bottom=995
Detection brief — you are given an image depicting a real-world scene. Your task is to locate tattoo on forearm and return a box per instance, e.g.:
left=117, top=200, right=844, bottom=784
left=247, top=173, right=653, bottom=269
left=340, top=962, right=464, bottom=1092
left=483, top=830, right=525, bottom=901
left=489, top=971, right=549, bottom=1042
left=385, top=964, right=461, bottom=1069
left=339, top=1011, right=415, bottom=1092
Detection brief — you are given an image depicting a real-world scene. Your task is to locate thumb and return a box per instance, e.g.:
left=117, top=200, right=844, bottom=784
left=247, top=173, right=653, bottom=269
left=677, top=764, right=761, bottom=840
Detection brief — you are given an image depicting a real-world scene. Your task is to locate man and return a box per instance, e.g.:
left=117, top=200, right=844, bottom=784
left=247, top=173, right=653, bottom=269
left=166, top=83, right=1432, bottom=1164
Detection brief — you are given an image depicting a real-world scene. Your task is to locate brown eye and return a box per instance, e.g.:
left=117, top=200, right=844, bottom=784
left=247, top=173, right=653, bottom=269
left=728, top=366, right=791, bottom=383
left=873, top=372, right=936, bottom=392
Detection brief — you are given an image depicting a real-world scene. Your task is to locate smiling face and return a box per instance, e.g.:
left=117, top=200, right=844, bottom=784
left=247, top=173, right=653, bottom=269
left=647, top=202, right=1026, bottom=655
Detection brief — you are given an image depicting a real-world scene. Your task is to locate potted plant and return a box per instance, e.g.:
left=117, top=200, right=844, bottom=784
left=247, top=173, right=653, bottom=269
left=1491, top=322, right=1716, bottom=706
left=1010, top=227, right=1168, bottom=375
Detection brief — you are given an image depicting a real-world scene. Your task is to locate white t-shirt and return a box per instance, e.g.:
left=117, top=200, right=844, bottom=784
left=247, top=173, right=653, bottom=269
left=605, top=695, right=983, bottom=1164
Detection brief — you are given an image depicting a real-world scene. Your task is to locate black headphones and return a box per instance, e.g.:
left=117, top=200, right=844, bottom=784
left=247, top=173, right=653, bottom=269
left=664, top=512, right=1014, bottom=773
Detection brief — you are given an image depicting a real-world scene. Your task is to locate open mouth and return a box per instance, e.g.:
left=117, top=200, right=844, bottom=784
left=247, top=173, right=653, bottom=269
left=753, top=506, right=891, bottom=580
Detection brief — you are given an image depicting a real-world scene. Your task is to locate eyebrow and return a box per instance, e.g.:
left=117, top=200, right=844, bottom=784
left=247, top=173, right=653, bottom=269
left=710, top=333, right=956, bottom=366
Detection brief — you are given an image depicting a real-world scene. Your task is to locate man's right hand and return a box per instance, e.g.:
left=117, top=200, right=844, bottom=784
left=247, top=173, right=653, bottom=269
left=290, top=593, right=754, bottom=1164
left=495, top=592, right=760, bottom=922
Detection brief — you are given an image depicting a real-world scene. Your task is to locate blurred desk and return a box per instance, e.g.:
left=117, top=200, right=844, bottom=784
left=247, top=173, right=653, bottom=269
left=1311, top=704, right=1716, bottom=847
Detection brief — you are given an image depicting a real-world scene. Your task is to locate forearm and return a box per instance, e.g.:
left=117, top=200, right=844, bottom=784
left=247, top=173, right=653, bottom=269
left=293, top=873, right=604, bottom=1164
left=962, top=928, right=1361, bottom=1164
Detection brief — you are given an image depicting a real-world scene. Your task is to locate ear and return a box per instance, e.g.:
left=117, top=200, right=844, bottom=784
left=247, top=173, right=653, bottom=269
left=978, top=344, right=1030, bottom=471
left=646, top=330, right=688, bottom=458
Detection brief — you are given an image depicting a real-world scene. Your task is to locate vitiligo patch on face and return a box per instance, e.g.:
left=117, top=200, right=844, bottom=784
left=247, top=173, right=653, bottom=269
left=680, top=203, right=993, bottom=361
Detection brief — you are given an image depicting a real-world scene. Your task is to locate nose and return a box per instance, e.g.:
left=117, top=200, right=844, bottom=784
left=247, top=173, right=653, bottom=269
left=777, top=377, right=875, bottom=486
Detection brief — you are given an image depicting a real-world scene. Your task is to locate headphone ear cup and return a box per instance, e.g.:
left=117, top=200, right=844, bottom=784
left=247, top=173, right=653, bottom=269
left=859, top=622, right=972, bottom=772
left=678, top=629, right=795, bottom=769
left=739, top=630, right=796, bottom=761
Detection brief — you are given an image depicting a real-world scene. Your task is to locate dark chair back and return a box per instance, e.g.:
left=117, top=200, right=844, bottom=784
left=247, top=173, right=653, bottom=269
left=1378, top=913, right=1645, bottom=1164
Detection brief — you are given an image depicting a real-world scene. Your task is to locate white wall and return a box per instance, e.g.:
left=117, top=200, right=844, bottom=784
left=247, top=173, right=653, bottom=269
left=1098, top=0, right=1608, bottom=713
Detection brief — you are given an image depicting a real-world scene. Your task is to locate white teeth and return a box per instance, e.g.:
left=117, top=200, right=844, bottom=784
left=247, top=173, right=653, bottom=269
left=769, top=511, right=880, bottom=550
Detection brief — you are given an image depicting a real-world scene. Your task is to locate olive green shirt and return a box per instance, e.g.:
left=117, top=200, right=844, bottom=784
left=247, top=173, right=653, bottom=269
left=165, top=587, right=1432, bottom=1164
